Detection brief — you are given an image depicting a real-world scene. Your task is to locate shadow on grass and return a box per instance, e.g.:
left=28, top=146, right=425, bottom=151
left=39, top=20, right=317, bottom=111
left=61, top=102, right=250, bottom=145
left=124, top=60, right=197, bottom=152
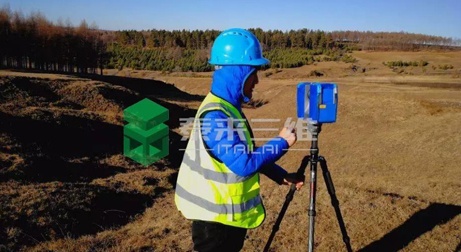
left=166, top=130, right=187, bottom=170
left=0, top=111, right=191, bottom=182
left=0, top=111, right=124, bottom=181
left=359, top=203, right=461, bottom=252
left=0, top=184, right=160, bottom=251
left=0, top=73, right=200, bottom=181
left=2, top=156, right=127, bottom=183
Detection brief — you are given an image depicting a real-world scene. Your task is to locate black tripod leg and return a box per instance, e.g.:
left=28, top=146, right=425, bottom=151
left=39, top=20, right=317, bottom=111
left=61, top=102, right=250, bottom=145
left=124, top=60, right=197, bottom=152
left=307, top=152, right=318, bottom=252
left=318, top=156, right=353, bottom=252
left=263, top=156, right=310, bottom=252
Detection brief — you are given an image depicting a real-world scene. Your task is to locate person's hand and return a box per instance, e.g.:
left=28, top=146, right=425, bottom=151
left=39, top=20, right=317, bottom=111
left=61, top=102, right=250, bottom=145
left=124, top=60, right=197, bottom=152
left=283, top=173, right=304, bottom=190
left=278, top=127, right=297, bottom=147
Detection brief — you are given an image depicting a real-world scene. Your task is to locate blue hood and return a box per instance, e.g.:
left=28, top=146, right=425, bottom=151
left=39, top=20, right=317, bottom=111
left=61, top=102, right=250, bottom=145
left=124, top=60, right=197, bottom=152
left=210, top=65, right=256, bottom=110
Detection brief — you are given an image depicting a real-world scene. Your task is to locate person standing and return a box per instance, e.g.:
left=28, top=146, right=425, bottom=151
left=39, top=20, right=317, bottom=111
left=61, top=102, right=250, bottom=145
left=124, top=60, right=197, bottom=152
left=175, top=28, right=303, bottom=252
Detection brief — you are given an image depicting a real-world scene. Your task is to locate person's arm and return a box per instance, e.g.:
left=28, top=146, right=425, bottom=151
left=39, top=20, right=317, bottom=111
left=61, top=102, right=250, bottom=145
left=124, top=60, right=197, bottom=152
left=201, top=111, right=289, bottom=177
left=259, top=163, right=288, bottom=185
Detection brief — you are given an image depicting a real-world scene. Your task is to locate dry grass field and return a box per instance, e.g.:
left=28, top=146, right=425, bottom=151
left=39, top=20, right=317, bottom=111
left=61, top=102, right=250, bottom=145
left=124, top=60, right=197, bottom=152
left=1, top=50, right=461, bottom=252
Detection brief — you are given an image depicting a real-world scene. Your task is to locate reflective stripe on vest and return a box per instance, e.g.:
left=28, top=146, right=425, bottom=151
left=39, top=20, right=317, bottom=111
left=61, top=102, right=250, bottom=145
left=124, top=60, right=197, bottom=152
left=175, top=93, right=265, bottom=229
left=181, top=151, right=251, bottom=183
left=175, top=184, right=262, bottom=214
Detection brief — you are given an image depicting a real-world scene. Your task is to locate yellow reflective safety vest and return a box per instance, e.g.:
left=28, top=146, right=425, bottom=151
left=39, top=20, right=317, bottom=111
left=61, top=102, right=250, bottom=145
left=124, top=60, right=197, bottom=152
left=175, top=92, right=265, bottom=229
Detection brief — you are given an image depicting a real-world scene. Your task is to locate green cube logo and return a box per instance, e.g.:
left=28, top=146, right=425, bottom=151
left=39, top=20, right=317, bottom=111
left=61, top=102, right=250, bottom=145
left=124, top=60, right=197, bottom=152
left=123, top=98, right=169, bottom=166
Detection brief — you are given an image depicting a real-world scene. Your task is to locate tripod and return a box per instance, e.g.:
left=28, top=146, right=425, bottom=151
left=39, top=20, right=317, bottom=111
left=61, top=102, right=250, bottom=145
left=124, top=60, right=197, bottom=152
left=263, top=124, right=352, bottom=252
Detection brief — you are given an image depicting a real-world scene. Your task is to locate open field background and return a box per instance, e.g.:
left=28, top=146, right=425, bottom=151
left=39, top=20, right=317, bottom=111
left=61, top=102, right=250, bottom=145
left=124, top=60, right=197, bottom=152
left=1, top=51, right=461, bottom=252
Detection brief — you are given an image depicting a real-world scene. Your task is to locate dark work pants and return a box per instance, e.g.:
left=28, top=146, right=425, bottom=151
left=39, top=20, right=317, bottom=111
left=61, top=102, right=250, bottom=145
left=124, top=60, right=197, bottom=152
left=192, top=220, right=247, bottom=252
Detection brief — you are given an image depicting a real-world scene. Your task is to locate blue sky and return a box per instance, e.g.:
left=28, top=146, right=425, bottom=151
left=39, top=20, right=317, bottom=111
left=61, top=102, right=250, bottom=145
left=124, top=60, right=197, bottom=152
left=2, top=0, right=460, bottom=38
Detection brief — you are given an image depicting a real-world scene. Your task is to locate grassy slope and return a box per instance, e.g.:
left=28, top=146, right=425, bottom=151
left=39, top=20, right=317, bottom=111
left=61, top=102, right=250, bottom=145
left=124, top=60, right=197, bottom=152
left=0, top=50, right=460, bottom=251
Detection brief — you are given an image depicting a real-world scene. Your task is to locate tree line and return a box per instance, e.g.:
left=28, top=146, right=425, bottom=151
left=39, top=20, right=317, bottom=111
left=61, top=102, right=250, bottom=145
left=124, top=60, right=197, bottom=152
left=107, top=28, right=459, bottom=51
left=0, top=9, right=107, bottom=74
left=1, top=8, right=460, bottom=74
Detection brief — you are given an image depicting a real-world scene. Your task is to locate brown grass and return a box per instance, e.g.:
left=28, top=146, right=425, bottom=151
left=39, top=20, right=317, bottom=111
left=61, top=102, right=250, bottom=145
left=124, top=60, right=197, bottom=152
left=1, top=50, right=461, bottom=251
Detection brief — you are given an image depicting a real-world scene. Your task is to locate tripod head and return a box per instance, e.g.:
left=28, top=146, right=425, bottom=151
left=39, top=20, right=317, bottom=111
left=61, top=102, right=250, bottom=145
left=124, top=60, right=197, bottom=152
left=307, top=123, right=322, bottom=138
left=305, top=123, right=321, bottom=161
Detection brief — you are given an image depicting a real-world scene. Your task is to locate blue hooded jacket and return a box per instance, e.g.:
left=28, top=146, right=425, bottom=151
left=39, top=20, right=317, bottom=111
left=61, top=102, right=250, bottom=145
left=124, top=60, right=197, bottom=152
left=201, top=65, right=288, bottom=183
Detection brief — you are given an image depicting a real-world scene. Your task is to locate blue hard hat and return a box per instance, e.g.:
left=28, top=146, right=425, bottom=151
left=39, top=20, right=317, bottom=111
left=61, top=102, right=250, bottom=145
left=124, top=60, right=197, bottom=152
left=209, top=28, right=270, bottom=66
